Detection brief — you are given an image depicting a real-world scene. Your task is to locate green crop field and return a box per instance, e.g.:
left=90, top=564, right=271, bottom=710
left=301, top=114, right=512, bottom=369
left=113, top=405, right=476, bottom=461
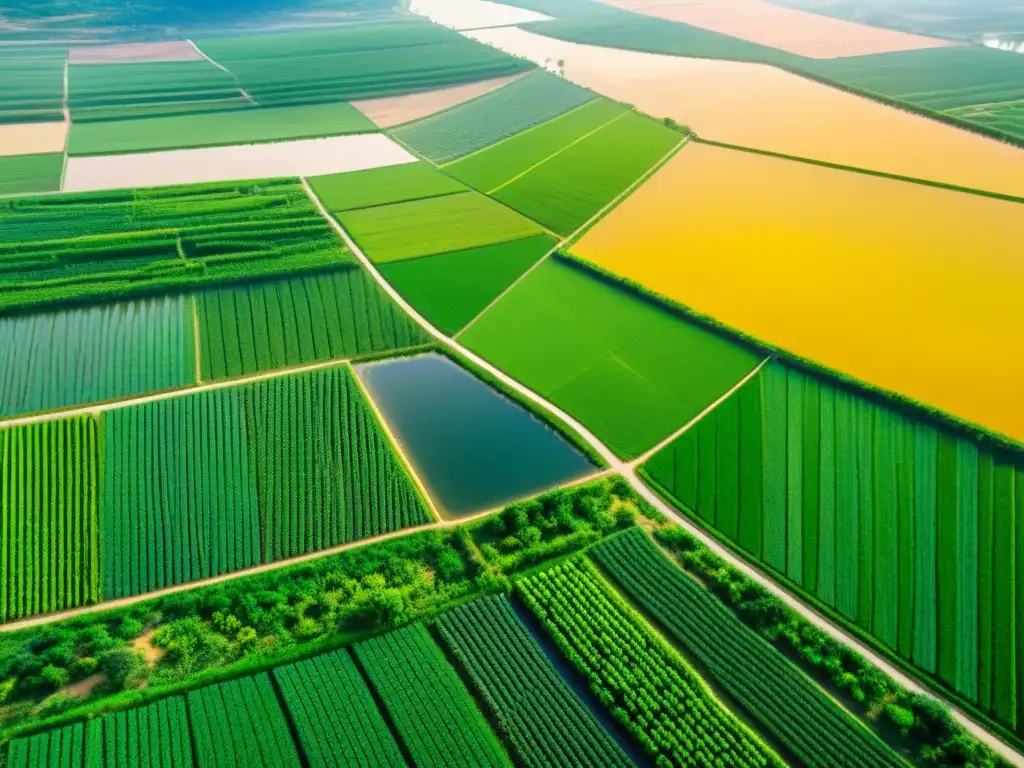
left=0, top=295, right=196, bottom=419
left=0, top=52, right=65, bottom=123
left=274, top=650, right=406, bottom=768
left=436, top=594, right=633, bottom=768
left=0, top=154, right=63, bottom=197
left=67, top=60, right=244, bottom=122
left=353, top=623, right=512, bottom=768
left=392, top=70, right=598, bottom=163
left=67, top=102, right=376, bottom=155
left=0, top=179, right=348, bottom=314
left=519, top=557, right=781, bottom=767
left=196, top=268, right=428, bottom=380
left=195, top=21, right=532, bottom=107
left=0, top=417, right=100, bottom=623
left=593, top=529, right=903, bottom=767
left=461, top=256, right=763, bottom=458
left=380, top=235, right=556, bottom=335
left=445, top=98, right=628, bottom=192
left=310, top=161, right=467, bottom=213
left=188, top=674, right=302, bottom=766
left=337, top=191, right=545, bottom=264
left=643, top=358, right=1024, bottom=736
left=491, top=111, right=681, bottom=235
left=813, top=47, right=1024, bottom=141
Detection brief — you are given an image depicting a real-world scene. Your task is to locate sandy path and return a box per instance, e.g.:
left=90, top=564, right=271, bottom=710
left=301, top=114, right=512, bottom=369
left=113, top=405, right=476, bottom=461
left=352, top=73, right=527, bottom=128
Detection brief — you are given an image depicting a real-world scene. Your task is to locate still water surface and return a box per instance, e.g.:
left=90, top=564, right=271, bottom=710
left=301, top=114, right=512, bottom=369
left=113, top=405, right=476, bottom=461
left=356, top=354, right=595, bottom=519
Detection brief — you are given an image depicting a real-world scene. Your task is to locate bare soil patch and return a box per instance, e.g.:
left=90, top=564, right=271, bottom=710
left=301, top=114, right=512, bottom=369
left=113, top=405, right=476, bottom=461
left=353, top=73, right=526, bottom=128
left=70, top=40, right=204, bottom=64
left=62, top=672, right=104, bottom=698
left=0, top=121, right=67, bottom=157
left=132, top=628, right=165, bottom=666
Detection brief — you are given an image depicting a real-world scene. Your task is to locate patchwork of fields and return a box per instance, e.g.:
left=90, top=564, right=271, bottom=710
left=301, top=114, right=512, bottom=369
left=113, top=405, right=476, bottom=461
left=644, top=359, right=1024, bottom=735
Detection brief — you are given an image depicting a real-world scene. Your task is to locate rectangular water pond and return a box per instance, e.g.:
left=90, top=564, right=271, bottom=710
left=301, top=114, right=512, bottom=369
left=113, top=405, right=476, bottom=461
left=355, top=353, right=595, bottom=518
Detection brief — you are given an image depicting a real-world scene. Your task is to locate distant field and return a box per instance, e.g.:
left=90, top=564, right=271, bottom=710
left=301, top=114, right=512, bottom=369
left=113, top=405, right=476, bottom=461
left=0, top=153, right=63, bottom=196
left=196, top=268, right=428, bottom=380
left=643, top=359, right=1024, bottom=737
left=461, top=256, right=762, bottom=458
left=310, top=161, right=466, bottom=212
left=353, top=73, right=527, bottom=128
left=573, top=142, right=1024, bottom=443
left=392, top=70, right=597, bottom=163
left=0, top=295, right=195, bottom=419
left=338, top=191, right=545, bottom=263
left=67, top=60, right=245, bottom=122
left=195, top=21, right=532, bottom=106
left=0, top=51, right=65, bottom=123
left=67, top=102, right=376, bottom=155
left=0, top=179, right=348, bottom=313
left=381, top=235, right=556, bottom=335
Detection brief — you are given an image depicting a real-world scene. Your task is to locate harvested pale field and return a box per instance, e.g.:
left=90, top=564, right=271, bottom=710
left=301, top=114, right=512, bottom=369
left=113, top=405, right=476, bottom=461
left=0, top=121, right=66, bottom=156
left=572, top=142, right=1024, bottom=442
left=410, top=0, right=551, bottom=30
left=69, top=41, right=204, bottom=64
left=466, top=27, right=1024, bottom=198
left=63, top=134, right=417, bottom=192
left=603, top=0, right=954, bottom=58
left=352, top=73, right=527, bottom=128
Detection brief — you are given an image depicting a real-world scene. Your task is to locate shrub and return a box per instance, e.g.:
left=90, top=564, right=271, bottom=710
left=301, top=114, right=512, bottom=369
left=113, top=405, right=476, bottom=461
left=40, top=665, right=70, bottom=691
left=499, top=536, right=522, bottom=553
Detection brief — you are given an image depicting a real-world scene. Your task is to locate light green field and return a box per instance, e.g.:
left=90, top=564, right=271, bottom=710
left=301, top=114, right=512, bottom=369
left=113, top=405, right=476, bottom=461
left=461, top=256, right=763, bottom=458
left=380, top=234, right=556, bottom=335
left=338, top=191, right=545, bottom=264
left=0, top=153, right=63, bottom=196
left=310, top=161, right=467, bottom=212
left=67, top=102, right=376, bottom=155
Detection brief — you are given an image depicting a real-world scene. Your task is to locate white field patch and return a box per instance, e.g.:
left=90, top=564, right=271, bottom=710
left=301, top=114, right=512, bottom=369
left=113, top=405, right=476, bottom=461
left=409, top=0, right=550, bottom=30
left=352, top=73, right=527, bottom=128
left=69, top=40, right=205, bottom=64
left=63, top=134, right=417, bottom=192
left=0, top=121, right=68, bottom=156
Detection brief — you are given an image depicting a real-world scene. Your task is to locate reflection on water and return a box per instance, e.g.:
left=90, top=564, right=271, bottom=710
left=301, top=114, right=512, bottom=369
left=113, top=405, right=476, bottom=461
left=355, top=353, right=595, bottom=519
left=983, top=36, right=1024, bottom=53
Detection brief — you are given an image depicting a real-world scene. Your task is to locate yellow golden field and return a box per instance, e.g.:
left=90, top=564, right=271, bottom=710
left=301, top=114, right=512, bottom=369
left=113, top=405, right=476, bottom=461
left=572, top=142, right=1024, bottom=442
left=467, top=28, right=1024, bottom=200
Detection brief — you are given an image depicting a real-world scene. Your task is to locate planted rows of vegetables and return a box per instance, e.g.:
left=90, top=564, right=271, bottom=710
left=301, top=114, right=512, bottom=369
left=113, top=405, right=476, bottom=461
left=592, top=529, right=903, bottom=768
left=643, top=358, right=1024, bottom=735
left=517, top=557, right=781, bottom=767
left=435, top=594, right=633, bottom=768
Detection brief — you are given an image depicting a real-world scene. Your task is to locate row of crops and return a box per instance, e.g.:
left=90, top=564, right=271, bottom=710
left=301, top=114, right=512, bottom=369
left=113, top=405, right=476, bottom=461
left=643, top=357, right=1024, bottom=736
left=0, top=180, right=348, bottom=315
left=1, top=365, right=431, bottom=620
left=0, top=265, right=425, bottom=419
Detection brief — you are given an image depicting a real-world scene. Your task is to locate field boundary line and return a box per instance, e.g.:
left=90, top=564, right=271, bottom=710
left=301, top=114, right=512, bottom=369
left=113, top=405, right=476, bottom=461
left=485, top=110, right=628, bottom=195
left=347, top=360, right=442, bottom=523
left=191, top=295, right=203, bottom=384
left=628, top=355, right=773, bottom=470
left=301, top=176, right=1024, bottom=768
left=185, top=39, right=259, bottom=106
left=454, top=134, right=685, bottom=340
left=437, top=96, right=600, bottom=168
left=59, top=58, right=70, bottom=192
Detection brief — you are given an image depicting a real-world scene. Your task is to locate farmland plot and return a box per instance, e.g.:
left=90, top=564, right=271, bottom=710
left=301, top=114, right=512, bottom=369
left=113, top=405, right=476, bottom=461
left=0, top=295, right=195, bottom=419
left=274, top=650, right=406, bottom=768
left=392, top=70, right=597, bottom=163
left=436, top=595, right=633, bottom=767
left=309, top=161, right=467, bottom=213
left=0, top=179, right=348, bottom=314
left=0, top=417, right=100, bottom=623
left=0, top=122, right=66, bottom=157
left=354, top=623, right=512, bottom=767
left=642, top=358, right=1024, bottom=737
left=195, top=22, right=531, bottom=107
left=0, top=154, right=63, bottom=196
left=337, top=191, right=545, bottom=263
left=352, top=73, right=527, bottom=128
left=0, top=52, right=65, bottom=123
left=461, top=256, right=762, bottom=458
left=518, top=557, right=781, bottom=767
left=196, top=268, right=428, bottom=380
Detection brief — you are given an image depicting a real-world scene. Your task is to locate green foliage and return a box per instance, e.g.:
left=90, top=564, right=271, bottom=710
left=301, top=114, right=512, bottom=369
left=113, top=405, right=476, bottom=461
left=518, top=557, right=780, bottom=766
left=310, top=161, right=467, bottom=213
left=593, top=529, right=903, bottom=767
left=0, top=179, right=349, bottom=315
left=462, top=255, right=762, bottom=458
left=436, top=594, right=632, bottom=767
left=0, top=154, right=62, bottom=196
left=338, top=191, right=545, bottom=264
left=0, top=52, right=64, bottom=123
left=354, top=623, right=511, bottom=767
left=197, top=267, right=428, bottom=380
left=392, top=70, right=596, bottom=164
left=0, top=417, right=101, bottom=623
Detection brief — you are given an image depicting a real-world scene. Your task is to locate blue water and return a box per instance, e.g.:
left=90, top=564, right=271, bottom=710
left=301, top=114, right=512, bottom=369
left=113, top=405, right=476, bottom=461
left=355, top=354, right=595, bottom=519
